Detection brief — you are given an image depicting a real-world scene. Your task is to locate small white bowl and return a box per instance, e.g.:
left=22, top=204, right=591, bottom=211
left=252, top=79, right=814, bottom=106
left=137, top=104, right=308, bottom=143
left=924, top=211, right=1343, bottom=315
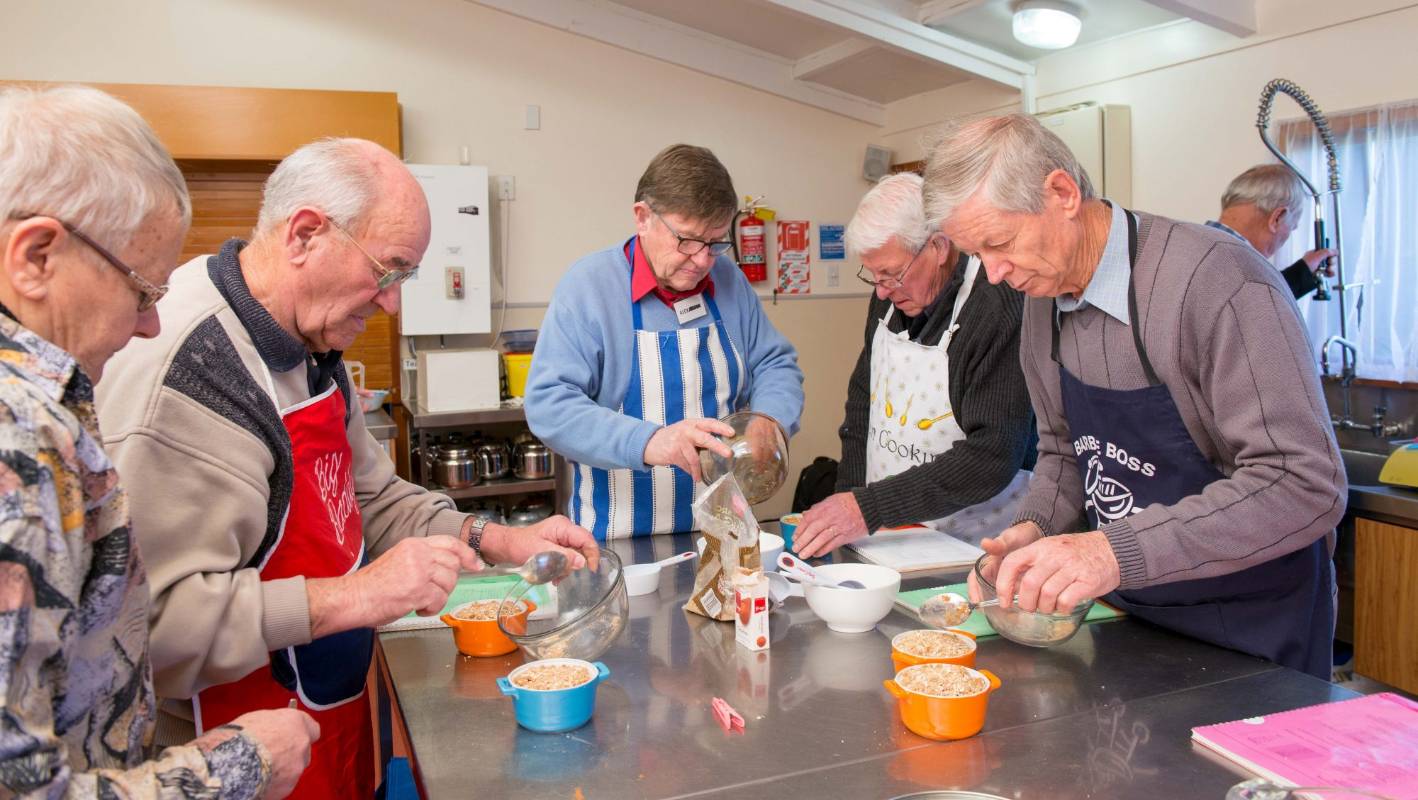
left=759, top=533, right=784, bottom=572
left=693, top=531, right=785, bottom=572
left=803, top=563, right=901, bottom=633
left=623, top=563, right=662, bottom=597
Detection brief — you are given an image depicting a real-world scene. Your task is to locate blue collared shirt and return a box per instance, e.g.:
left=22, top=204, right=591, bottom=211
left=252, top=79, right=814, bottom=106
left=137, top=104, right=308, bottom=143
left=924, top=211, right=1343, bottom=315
left=1056, top=200, right=1131, bottom=325
left=1205, top=219, right=1249, bottom=244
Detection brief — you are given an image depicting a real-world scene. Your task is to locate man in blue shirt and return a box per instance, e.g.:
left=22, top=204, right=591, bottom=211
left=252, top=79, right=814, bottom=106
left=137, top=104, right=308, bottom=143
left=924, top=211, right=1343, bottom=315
left=527, top=144, right=804, bottom=541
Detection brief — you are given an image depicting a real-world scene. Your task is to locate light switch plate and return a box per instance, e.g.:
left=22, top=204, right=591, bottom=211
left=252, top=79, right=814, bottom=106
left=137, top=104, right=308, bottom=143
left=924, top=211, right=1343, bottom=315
left=495, top=175, right=515, bottom=201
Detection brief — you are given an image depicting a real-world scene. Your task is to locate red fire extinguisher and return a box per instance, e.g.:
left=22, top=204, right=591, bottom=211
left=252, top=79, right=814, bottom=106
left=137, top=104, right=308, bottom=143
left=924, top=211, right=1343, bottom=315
left=736, top=196, right=768, bottom=283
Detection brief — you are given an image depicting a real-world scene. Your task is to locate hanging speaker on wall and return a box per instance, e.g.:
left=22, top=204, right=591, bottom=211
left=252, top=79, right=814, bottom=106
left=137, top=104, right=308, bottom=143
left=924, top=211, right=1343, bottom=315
left=862, top=144, right=893, bottom=182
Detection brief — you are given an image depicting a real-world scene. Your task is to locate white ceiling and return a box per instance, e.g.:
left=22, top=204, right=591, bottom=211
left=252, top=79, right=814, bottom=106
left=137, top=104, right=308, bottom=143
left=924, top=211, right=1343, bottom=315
left=927, top=0, right=1182, bottom=61
left=472, top=0, right=1252, bottom=123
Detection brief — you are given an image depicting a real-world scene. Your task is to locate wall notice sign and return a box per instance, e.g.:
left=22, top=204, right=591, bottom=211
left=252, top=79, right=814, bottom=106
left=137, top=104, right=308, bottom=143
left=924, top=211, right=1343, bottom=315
left=777, top=220, right=811, bottom=294
left=819, top=224, right=845, bottom=260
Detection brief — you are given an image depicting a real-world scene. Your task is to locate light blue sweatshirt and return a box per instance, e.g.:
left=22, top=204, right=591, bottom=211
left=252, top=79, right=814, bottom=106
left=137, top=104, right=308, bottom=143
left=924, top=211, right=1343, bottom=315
left=526, top=239, right=804, bottom=471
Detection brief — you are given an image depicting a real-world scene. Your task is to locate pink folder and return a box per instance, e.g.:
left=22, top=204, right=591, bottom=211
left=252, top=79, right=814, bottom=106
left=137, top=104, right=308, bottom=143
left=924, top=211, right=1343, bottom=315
left=1191, top=692, right=1418, bottom=799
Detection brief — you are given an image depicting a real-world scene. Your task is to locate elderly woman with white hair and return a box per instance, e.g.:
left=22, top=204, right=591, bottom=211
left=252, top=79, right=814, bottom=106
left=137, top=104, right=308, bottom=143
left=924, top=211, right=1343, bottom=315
left=792, top=172, right=1036, bottom=558
left=1206, top=163, right=1336, bottom=299
left=930, top=113, right=1343, bottom=680
left=0, top=85, right=318, bottom=798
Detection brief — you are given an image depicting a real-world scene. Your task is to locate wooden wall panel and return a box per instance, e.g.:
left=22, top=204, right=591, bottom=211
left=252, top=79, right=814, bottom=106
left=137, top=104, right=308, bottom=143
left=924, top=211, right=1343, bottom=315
left=1, top=82, right=402, bottom=159
left=1354, top=518, right=1418, bottom=694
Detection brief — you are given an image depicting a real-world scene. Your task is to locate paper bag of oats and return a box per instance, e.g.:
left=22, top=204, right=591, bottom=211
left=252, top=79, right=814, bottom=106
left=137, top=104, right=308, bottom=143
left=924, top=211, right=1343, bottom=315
left=685, top=474, right=762, bottom=621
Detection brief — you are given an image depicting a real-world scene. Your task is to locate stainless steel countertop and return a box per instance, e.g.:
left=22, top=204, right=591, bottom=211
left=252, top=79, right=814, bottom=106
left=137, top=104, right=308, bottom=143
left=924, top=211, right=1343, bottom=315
left=379, top=533, right=1355, bottom=799
left=365, top=409, right=394, bottom=441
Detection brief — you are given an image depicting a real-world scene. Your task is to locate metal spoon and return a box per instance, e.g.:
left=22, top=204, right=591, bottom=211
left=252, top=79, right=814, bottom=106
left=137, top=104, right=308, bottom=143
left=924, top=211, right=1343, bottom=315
left=474, top=551, right=570, bottom=585
left=918, top=591, right=1000, bottom=628
left=776, top=553, right=866, bottom=590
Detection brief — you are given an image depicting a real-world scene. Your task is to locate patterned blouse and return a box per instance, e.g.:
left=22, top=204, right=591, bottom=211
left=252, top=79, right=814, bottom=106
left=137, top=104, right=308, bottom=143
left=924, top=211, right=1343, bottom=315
left=0, top=312, right=269, bottom=798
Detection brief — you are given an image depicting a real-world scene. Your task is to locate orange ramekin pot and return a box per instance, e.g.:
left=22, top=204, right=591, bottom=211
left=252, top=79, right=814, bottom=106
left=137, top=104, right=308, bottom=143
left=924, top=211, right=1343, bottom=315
left=441, top=600, right=537, bottom=657
left=883, top=664, right=1001, bottom=741
left=890, top=629, right=978, bottom=672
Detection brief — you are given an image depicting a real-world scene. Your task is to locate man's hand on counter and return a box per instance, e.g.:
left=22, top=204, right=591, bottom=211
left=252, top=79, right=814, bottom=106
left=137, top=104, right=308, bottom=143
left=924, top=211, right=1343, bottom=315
left=991, top=530, right=1119, bottom=615
left=478, top=516, right=599, bottom=573
left=307, top=535, right=483, bottom=637
left=644, top=418, right=734, bottom=482
left=793, top=492, right=868, bottom=558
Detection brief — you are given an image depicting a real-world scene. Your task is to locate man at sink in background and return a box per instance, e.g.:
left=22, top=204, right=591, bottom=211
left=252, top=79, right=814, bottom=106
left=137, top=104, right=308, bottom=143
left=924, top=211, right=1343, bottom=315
left=929, top=114, right=1345, bottom=679
left=96, top=137, right=599, bottom=799
left=792, top=173, right=1036, bottom=558
left=526, top=144, right=803, bottom=541
left=1204, top=163, right=1336, bottom=300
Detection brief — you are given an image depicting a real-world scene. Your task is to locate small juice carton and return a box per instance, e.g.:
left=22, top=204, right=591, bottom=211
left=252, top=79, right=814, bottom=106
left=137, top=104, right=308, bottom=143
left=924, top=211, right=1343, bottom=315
left=733, top=567, right=770, bottom=651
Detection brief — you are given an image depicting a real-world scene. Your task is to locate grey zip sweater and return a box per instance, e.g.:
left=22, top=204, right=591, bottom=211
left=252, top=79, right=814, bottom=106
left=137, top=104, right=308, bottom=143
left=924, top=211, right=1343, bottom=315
left=836, top=254, right=1037, bottom=530
left=1013, top=210, right=1345, bottom=589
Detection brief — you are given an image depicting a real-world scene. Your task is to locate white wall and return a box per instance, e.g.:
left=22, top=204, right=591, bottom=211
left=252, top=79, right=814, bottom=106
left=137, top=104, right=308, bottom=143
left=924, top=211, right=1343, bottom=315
left=0, top=0, right=879, bottom=518
left=878, top=0, right=1418, bottom=225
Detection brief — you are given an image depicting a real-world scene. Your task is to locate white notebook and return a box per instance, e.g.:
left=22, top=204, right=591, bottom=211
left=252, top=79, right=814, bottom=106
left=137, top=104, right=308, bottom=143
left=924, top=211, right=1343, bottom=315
left=847, top=527, right=984, bottom=573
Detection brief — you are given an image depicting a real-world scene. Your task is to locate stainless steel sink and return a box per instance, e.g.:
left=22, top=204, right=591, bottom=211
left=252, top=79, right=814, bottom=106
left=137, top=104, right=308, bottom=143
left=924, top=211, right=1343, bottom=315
left=1341, top=448, right=1388, bottom=486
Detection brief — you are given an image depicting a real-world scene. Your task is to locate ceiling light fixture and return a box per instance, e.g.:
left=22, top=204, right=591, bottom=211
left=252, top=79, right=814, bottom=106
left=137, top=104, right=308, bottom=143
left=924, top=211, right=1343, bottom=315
left=1012, top=0, right=1083, bottom=50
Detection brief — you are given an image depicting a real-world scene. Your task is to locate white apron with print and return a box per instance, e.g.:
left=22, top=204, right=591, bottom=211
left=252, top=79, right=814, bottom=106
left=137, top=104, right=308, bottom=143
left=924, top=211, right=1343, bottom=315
left=864, top=255, right=1030, bottom=544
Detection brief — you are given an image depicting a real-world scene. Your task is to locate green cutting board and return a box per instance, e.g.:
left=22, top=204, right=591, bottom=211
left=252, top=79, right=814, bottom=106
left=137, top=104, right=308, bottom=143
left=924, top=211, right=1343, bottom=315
left=895, top=582, right=1123, bottom=638
left=379, top=575, right=551, bottom=632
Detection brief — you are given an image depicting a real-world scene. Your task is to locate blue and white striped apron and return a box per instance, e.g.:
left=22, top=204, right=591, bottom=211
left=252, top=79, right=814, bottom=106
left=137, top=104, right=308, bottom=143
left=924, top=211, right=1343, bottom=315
left=571, top=237, right=746, bottom=541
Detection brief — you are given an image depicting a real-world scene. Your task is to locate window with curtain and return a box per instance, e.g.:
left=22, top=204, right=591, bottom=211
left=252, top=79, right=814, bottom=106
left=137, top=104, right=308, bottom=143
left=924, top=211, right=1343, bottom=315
left=1277, top=99, right=1418, bottom=382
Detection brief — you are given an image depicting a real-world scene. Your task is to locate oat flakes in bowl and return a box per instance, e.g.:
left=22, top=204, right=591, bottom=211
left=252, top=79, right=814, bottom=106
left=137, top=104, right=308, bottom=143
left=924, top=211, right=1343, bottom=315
left=884, top=663, right=1001, bottom=741
left=511, top=662, right=594, bottom=691
left=453, top=599, right=525, bottom=621
left=891, top=628, right=978, bottom=671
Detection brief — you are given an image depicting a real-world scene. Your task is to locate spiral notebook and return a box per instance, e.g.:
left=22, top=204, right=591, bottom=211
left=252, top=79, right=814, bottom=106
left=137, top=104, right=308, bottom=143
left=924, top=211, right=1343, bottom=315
left=1190, top=692, right=1418, bottom=799
left=847, top=526, right=985, bottom=572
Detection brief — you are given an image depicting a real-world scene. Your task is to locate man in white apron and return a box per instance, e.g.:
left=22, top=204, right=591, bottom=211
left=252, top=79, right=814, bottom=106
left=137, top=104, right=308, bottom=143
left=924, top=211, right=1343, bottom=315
left=794, top=173, right=1035, bottom=558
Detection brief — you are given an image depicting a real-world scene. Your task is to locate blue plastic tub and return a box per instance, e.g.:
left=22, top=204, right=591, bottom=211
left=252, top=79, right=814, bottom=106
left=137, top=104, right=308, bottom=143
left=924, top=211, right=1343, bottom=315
left=497, top=659, right=610, bottom=733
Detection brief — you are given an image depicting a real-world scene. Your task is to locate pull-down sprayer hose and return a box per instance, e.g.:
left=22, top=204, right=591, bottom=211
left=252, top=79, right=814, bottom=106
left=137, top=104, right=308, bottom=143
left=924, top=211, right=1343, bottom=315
left=1256, top=79, right=1347, bottom=346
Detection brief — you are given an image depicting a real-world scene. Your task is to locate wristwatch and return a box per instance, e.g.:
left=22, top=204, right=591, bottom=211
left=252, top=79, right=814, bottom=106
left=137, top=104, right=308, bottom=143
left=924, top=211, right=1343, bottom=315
left=465, top=514, right=489, bottom=556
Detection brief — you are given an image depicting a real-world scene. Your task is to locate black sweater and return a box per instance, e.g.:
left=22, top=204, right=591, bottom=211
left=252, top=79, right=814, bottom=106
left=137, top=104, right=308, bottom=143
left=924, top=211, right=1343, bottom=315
left=835, top=255, right=1036, bottom=530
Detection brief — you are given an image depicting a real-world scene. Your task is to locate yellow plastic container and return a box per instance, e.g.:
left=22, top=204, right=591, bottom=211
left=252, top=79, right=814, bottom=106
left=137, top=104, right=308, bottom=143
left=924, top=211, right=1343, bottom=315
left=504, top=352, right=533, bottom=398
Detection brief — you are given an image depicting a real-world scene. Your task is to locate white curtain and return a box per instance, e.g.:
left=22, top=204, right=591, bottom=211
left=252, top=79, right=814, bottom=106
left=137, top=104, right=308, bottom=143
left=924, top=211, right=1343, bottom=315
left=1277, top=100, right=1418, bottom=382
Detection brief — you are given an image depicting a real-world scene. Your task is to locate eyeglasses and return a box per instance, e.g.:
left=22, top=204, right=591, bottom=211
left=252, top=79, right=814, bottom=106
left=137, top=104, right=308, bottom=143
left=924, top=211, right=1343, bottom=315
left=330, top=219, right=419, bottom=290
left=8, top=212, right=168, bottom=311
left=652, top=209, right=734, bottom=257
left=857, top=237, right=934, bottom=290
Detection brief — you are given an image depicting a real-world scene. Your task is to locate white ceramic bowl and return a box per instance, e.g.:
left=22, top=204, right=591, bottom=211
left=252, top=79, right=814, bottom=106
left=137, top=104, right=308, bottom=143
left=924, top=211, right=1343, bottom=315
left=803, top=563, right=901, bottom=633
left=622, top=563, right=662, bottom=597
left=759, top=533, right=784, bottom=572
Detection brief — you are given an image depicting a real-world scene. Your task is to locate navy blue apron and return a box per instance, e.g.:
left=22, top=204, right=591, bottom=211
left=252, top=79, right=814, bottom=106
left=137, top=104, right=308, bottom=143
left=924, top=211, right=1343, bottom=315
left=1054, top=209, right=1333, bottom=679
left=570, top=237, right=745, bottom=541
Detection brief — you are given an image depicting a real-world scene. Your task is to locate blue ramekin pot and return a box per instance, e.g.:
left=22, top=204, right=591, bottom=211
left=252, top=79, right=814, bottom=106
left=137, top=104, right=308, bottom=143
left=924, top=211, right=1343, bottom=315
left=497, top=658, right=611, bottom=733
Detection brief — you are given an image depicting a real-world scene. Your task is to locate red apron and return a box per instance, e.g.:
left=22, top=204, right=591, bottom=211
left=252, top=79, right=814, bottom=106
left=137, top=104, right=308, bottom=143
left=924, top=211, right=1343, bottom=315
left=193, top=383, right=375, bottom=799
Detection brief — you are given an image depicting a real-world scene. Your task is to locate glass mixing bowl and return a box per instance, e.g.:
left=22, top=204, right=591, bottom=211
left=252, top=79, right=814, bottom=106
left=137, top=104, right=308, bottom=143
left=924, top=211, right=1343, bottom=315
left=973, top=554, right=1093, bottom=647
left=697, top=411, right=789, bottom=504
left=498, top=549, right=628, bottom=661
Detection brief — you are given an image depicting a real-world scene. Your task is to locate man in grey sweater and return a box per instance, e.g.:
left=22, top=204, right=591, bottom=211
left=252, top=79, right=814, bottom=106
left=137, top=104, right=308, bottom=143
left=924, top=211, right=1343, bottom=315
left=927, top=114, right=1344, bottom=679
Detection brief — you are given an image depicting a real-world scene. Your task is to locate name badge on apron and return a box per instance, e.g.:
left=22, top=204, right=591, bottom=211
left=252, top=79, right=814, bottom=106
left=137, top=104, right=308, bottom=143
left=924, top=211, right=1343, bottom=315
left=674, top=294, right=708, bottom=324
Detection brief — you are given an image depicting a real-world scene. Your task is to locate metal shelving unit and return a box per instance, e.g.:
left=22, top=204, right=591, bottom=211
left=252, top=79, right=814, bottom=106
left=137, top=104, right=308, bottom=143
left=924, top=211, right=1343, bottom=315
left=403, top=399, right=568, bottom=512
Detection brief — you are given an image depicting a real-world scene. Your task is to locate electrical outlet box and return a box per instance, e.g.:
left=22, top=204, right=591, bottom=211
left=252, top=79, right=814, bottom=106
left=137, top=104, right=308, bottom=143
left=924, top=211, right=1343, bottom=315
left=401, top=357, right=417, bottom=371
left=445, top=266, right=464, bottom=299
left=826, top=264, right=840, bottom=288
left=495, top=175, right=515, bottom=200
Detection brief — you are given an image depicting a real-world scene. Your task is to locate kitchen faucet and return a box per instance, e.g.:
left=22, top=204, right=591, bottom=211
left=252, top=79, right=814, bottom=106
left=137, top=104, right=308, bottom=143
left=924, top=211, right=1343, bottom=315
left=1320, top=335, right=1408, bottom=438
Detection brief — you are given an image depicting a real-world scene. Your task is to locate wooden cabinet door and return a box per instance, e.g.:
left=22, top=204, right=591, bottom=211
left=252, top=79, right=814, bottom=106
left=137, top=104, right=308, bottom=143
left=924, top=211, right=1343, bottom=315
left=1354, top=518, right=1418, bottom=693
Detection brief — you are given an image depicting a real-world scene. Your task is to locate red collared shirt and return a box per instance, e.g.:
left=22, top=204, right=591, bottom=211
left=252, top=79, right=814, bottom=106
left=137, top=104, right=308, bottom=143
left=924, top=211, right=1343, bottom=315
left=627, top=236, right=715, bottom=308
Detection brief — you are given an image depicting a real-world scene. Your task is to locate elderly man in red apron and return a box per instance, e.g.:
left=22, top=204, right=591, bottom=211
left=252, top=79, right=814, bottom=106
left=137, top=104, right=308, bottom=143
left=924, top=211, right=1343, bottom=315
left=98, top=138, right=599, bottom=797
left=930, top=114, right=1342, bottom=679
